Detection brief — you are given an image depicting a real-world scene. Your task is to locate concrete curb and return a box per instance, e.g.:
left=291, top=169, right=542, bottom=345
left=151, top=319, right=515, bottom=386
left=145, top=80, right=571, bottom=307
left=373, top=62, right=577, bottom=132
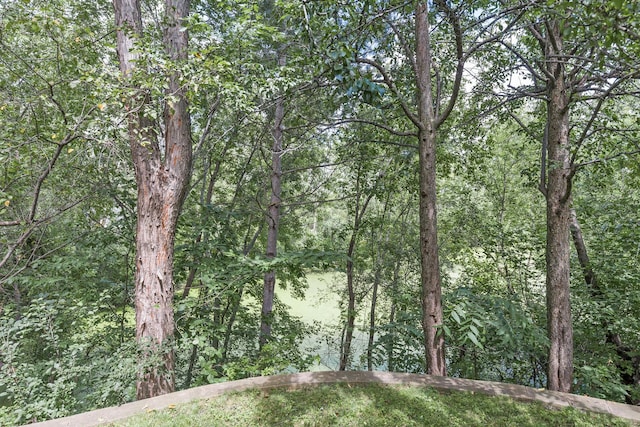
left=27, top=371, right=640, bottom=426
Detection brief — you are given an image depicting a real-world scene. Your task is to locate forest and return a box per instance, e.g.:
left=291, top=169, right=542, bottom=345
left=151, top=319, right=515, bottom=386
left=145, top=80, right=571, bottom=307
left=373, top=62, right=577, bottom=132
left=1, top=0, right=639, bottom=424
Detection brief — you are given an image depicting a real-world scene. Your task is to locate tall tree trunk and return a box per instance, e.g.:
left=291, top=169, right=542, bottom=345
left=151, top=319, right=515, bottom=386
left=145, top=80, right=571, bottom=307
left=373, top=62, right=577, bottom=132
left=367, top=266, right=380, bottom=371
left=416, top=1, right=446, bottom=376
left=387, top=258, right=401, bottom=372
left=543, top=20, right=573, bottom=393
left=113, top=0, right=192, bottom=399
left=366, top=195, right=390, bottom=371
left=259, top=53, right=286, bottom=349
left=339, top=232, right=358, bottom=371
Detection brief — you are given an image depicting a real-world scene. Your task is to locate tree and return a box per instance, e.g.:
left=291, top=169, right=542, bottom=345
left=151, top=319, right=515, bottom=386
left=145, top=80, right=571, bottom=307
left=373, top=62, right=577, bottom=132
left=258, top=0, right=287, bottom=347
left=536, top=19, right=574, bottom=393
left=505, top=1, right=640, bottom=392
left=113, top=0, right=192, bottom=399
left=338, top=155, right=378, bottom=370
left=260, top=57, right=285, bottom=348
left=348, top=0, right=522, bottom=375
left=0, top=0, right=108, bottom=293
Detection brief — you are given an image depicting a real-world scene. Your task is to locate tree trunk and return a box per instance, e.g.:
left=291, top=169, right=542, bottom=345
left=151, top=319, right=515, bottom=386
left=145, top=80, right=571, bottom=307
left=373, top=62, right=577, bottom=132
left=387, top=258, right=401, bottom=372
left=569, top=209, right=596, bottom=288
left=415, top=1, right=446, bottom=376
left=259, top=53, right=286, bottom=348
left=543, top=20, right=573, bottom=393
left=113, top=0, right=192, bottom=399
left=367, top=266, right=380, bottom=371
left=339, top=232, right=357, bottom=371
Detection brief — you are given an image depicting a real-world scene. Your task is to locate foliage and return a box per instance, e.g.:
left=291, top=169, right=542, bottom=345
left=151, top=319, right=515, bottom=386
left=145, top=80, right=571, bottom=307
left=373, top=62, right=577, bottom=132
left=0, top=297, right=136, bottom=425
left=1, top=0, right=639, bottom=422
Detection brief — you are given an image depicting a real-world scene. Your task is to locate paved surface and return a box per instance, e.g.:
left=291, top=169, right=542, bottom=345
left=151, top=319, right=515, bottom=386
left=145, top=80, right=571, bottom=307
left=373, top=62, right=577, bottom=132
left=27, top=371, right=640, bottom=426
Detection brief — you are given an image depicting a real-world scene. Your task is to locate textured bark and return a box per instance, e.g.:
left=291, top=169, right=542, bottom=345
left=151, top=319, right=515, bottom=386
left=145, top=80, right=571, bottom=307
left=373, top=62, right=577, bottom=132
left=543, top=20, right=573, bottom=393
left=260, top=53, right=286, bottom=348
left=113, top=0, right=192, bottom=399
left=416, top=1, right=446, bottom=376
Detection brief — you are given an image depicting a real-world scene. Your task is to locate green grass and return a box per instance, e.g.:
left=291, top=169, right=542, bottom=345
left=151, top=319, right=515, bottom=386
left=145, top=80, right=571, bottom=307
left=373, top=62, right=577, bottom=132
left=109, top=383, right=633, bottom=427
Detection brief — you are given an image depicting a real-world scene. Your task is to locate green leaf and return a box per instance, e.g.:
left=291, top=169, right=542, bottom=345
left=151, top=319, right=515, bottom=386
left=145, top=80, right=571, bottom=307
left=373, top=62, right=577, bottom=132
left=451, top=310, right=461, bottom=324
left=468, top=331, right=483, bottom=349
left=469, top=324, right=480, bottom=336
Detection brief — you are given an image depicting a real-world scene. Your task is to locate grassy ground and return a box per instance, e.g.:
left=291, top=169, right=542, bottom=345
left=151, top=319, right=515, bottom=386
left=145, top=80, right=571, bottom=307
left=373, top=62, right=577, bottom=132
left=109, top=383, right=633, bottom=427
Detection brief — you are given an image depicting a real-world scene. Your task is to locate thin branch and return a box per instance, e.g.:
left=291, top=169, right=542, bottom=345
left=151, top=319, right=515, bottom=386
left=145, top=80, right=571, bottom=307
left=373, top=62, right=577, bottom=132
left=434, top=0, right=464, bottom=128
left=498, top=40, right=546, bottom=83
left=571, top=76, right=630, bottom=164
left=193, top=95, right=221, bottom=158
left=508, top=111, right=539, bottom=142
left=567, top=46, right=595, bottom=85
left=575, top=149, right=640, bottom=169
left=507, top=83, right=547, bottom=100
left=283, top=160, right=350, bottom=175
left=356, top=57, right=420, bottom=127
left=319, top=117, right=418, bottom=137
left=464, top=8, right=527, bottom=62
left=0, top=196, right=89, bottom=271
left=0, top=230, right=91, bottom=286
left=25, top=107, right=94, bottom=225
left=385, top=16, right=416, bottom=77
left=344, top=1, right=412, bottom=40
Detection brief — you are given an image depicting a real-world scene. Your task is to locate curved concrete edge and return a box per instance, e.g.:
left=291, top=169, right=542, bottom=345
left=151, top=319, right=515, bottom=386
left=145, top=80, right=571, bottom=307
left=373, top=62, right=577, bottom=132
left=26, top=371, right=640, bottom=426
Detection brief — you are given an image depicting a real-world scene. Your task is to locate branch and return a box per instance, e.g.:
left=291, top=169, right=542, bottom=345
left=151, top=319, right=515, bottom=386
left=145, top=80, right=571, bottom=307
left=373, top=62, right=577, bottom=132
left=544, top=20, right=561, bottom=54
left=571, top=76, right=630, bottom=165
left=508, top=111, right=539, bottom=143
left=507, top=83, right=547, bottom=100
left=434, top=0, right=464, bottom=128
left=283, top=160, right=350, bottom=175
left=320, top=117, right=418, bottom=137
left=28, top=107, right=94, bottom=224
left=0, top=230, right=91, bottom=286
left=0, top=196, right=89, bottom=271
left=567, top=46, right=595, bottom=85
left=509, top=110, right=547, bottom=197
left=498, top=40, right=546, bottom=84
left=385, top=16, right=417, bottom=78
left=193, top=95, right=221, bottom=158
left=464, top=7, right=527, bottom=61
left=344, top=1, right=412, bottom=40
left=528, top=24, right=556, bottom=82
left=356, top=57, right=420, bottom=127
left=575, top=149, right=640, bottom=169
